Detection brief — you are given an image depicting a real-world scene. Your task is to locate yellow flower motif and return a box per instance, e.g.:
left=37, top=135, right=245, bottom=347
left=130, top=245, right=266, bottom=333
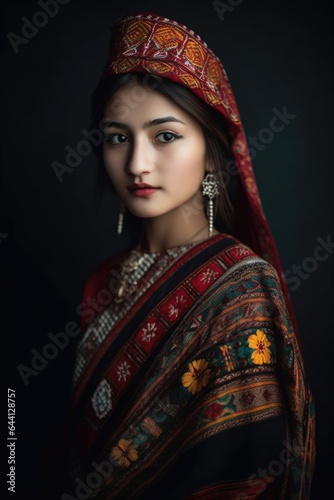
left=248, top=329, right=272, bottom=365
left=182, top=359, right=210, bottom=394
left=110, top=438, right=138, bottom=468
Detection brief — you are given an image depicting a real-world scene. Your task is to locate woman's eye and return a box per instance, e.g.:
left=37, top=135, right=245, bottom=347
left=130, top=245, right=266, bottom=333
left=104, top=134, right=128, bottom=145
left=155, top=132, right=180, bottom=143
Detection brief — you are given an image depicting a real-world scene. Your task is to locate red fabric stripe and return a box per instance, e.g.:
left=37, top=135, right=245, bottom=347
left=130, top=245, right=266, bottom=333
left=185, top=476, right=276, bottom=499
left=74, top=234, right=237, bottom=403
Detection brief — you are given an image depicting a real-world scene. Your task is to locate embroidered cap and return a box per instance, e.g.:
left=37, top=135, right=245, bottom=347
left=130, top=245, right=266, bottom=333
left=107, top=13, right=240, bottom=128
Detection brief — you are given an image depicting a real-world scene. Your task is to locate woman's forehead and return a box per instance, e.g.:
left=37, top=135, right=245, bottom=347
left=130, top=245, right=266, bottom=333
left=103, top=84, right=197, bottom=126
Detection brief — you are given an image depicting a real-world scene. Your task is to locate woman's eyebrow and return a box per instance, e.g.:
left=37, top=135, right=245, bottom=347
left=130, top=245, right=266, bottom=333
left=102, top=116, right=185, bottom=130
left=143, top=116, right=185, bottom=128
left=102, top=120, right=127, bottom=130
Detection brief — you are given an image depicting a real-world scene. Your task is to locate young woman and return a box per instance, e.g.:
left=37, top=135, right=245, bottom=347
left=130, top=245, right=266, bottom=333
left=65, top=12, right=315, bottom=499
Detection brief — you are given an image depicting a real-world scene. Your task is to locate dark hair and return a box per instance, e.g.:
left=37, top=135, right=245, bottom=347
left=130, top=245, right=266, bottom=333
left=91, top=72, right=240, bottom=233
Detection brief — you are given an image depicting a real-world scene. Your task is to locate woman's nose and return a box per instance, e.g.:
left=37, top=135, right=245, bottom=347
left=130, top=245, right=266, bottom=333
left=126, top=138, right=154, bottom=176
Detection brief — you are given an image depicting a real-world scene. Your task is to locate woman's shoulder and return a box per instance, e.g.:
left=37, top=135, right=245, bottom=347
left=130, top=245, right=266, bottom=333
left=216, top=232, right=279, bottom=276
left=211, top=233, right=287, bottom=305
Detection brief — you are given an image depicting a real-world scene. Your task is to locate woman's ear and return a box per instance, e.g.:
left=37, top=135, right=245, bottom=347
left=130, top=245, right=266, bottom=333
left=204, top=160, right=213, bottom=174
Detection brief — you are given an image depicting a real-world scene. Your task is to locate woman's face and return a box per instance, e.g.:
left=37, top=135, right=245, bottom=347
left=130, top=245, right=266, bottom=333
left=102, top=84, right=207, bottom=220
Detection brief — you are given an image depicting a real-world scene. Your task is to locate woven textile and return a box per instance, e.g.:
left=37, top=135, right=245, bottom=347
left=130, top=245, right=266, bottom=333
left=66, top=235, right=315, bottom=499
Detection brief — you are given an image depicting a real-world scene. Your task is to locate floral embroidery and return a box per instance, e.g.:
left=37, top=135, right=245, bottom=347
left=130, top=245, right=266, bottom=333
left=248, top=329, right=271, bottom=365
left=117, top=361, right=131, bottom=381
left=234, top=247, right=251, bottom=257
left=110, top=438, right=138, bottom=467
left=205, top=403, right=222, bottom=420
left=91, top=379, right=112, bottom=419
left=200, top=268, right=219, bottom=285
left=168, top=295, right=186, bottom=320
left=182, top=359, right=210, bottom=394
left=141, top=322, right=157, bottom=342
left=168, top=304, right=179, bottom=319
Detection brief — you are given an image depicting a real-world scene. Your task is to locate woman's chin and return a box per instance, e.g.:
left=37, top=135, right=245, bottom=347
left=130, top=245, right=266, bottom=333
left=125, top=205, right=164, bottom=219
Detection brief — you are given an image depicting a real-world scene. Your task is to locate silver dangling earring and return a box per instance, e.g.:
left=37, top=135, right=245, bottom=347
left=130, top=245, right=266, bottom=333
left=117, top=200, right=125, bottom=235
left=202, top=173, right=219, bottom=235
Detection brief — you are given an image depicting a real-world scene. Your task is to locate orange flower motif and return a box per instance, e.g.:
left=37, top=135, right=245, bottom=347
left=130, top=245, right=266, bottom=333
left=110, top=438, right=138, bottom=468
left=248, top=329, right=271, bottom=365
left=181, top=359, right=210, bottom=394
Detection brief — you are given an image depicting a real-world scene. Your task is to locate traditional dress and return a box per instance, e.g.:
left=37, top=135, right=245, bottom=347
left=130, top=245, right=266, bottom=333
left=65, top=12, right=315, bottom=500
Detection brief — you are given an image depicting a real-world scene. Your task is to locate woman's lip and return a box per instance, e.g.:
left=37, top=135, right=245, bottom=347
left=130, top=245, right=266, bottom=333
left=128, top=184, right=159, bottom=189
left=128, top=188, right=160, bottom=197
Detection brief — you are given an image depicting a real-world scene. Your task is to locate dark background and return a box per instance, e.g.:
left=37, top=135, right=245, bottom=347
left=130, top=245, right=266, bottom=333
left=2, top=0, right=333, bottom=498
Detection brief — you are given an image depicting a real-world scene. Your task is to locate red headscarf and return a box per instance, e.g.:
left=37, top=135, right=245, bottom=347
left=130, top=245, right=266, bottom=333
left=104, top=12, right=297, bottom=332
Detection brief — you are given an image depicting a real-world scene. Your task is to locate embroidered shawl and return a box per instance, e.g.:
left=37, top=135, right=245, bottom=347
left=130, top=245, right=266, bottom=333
left=65, top=235, right=315, bottom=499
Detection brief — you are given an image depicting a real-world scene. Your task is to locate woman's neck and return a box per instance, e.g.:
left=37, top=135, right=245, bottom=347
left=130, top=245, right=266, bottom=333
left=142, top=206, right=218, bottom=253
